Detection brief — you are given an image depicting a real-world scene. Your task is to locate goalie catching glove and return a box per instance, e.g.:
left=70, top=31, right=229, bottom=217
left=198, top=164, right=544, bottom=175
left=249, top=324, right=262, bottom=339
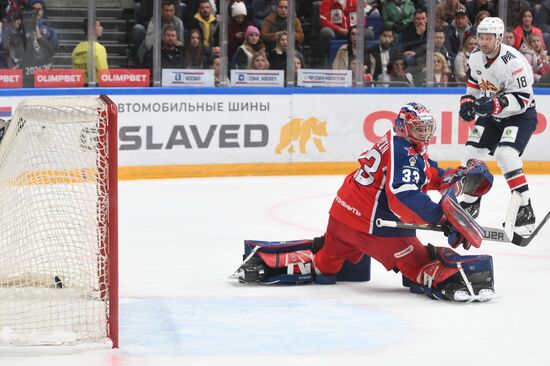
left=439, top=158, right=493, bottom=197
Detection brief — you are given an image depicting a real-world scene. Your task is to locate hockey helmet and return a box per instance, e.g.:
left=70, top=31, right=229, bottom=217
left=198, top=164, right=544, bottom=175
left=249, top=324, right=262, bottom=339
left=394, top=102, right=436, bottom=146
left=477, top=17, right=504, bottom=41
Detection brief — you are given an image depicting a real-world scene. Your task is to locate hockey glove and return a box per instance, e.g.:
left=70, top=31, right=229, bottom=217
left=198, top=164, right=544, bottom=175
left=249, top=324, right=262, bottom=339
left=459, top=95, right=476, bottom=122
left=441, top=220, right=472, bottom=250
left=474, top=95, right=508, bottom=117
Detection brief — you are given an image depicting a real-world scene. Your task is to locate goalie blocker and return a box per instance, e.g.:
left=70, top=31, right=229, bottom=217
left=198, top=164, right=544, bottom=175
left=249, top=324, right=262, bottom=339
left=232, top=238, right=371, bottom=285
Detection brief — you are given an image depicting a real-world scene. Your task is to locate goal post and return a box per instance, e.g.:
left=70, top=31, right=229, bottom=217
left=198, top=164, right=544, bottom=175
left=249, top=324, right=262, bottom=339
left=0, top=94, right=118, bottom=348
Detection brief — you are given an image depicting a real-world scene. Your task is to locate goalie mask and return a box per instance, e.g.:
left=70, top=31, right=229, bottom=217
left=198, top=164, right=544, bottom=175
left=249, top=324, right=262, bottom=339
left=394, top=102, right=436, bottom=148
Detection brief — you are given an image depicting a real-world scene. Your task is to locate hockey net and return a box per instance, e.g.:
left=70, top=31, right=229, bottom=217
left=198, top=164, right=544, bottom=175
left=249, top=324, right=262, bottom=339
left=0, top=95, right=118, bottom=348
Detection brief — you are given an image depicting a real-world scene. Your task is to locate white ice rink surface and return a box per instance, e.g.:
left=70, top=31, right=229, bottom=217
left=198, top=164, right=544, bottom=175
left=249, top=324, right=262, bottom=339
left=4, top=175, right=550, bottom=365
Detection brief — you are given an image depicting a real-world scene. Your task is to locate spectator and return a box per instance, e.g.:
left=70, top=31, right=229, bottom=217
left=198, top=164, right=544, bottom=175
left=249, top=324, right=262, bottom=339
left=182, top=28, right=211, bottom=68
left=454, top=34, right=476, bottom=82
left=367, top=26, right=401, bottom=81
left=519, top=33, right=550, bottom=83
left=319, top=0, right=374, bottom=67
left=332, top=25, right=357, bottom=70
left=137, top=0, right=184, bottom=64
left=465, top=0, right=495, bottom=25
left=444, top=7, right=471, bottom=57
left=401, top=8, right=427, bottom=77
left=434, top=27, right=452, bottom=62
left=182, top=0, right=217, bottom=26
left=235, top=25, right=264, bottom=69
left=435, top=0, right=466, bottom=28
left=378, top=55, right=414, bottom=86
left=250, top=0, right=276, bottom=29
left=227, top=1, right=253, bottom=59
left=188, top=0, right=219, bottom=48
left=293, top=50, right=304, bottom=71
left=381, top=0, right=415, bottom=35
left=250, top=51, right=269, bottom=70
left=132, top=0, right=153, bottom=49
left=532, top=0, right=550, bottom=48
left=350, top=56, right=374, bottom=86
left=432, top=51, right=451, bottom=86
left=268, top=30, right=287, bottom=70
left=504, top=28, right=516, bottom=47
left=513, top=8, right=547, bottom=51
left=507, top=0, right=531, bottom=31
left=143, top=24, right=185, bottom=69
left=260, top=0, right=303, bottom=50
left=468, top=10, right=490, bottom=39
left=71, top=18, right=108, bottom=84
left=6, top=0, right=59, bottom=87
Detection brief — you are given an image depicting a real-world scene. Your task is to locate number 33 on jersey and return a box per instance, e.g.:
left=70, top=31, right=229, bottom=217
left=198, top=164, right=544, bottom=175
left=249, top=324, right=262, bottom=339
left=329, top=130, right=445, bottom=237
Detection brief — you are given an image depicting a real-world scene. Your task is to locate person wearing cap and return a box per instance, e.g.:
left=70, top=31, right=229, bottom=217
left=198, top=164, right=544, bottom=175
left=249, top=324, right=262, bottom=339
left=228, top=1, right=253, bottom=59
left=444, top=7, right=472, bottom=56
left=235, top=25, right=265, bottom=69
left=436, top=0, right=466, bottom=28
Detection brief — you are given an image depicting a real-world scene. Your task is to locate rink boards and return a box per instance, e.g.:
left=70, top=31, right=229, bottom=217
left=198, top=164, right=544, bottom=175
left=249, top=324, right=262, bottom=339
left=0, top=87, right=549, bottom=179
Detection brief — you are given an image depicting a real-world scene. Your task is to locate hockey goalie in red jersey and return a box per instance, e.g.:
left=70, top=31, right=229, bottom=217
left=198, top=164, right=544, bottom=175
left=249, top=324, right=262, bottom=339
left=233, top=102, right=496, bottom=302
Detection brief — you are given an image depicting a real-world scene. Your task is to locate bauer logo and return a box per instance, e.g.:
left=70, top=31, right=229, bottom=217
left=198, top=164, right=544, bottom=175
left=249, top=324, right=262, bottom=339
left=275, top=117, right=328, bottom=154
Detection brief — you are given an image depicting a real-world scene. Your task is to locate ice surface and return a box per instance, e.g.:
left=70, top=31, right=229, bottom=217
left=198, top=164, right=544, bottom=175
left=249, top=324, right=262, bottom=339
left=3, top=175, right=550, bottom=365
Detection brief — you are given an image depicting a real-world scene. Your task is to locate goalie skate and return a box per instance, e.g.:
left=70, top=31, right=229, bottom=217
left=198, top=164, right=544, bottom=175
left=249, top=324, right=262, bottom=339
left=452, top=289, right=495, bottom=302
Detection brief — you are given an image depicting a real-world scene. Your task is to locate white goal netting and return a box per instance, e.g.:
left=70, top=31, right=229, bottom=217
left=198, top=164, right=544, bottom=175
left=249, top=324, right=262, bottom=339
left=0, top=96, right=117, bottom=347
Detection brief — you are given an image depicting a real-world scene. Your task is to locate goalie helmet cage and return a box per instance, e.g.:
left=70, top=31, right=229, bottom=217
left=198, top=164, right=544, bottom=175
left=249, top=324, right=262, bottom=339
left=0, top=94, right=118, bottom=349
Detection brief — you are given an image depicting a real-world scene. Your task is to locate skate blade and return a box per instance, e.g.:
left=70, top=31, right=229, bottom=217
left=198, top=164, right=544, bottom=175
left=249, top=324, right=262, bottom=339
left=515, top=224, right=535, bottom=237
left=453, top=289, right=495, bottom=302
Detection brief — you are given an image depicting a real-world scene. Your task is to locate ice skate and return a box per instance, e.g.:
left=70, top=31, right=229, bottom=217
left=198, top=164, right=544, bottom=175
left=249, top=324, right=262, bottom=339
left=515, top=199, right=536, bottom=236
left=460, top=197, right=481, bottom=219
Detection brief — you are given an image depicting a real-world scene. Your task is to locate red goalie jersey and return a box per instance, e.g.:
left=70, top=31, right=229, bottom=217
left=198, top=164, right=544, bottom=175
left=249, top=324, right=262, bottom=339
left=329, top=129, right=446, bottom=237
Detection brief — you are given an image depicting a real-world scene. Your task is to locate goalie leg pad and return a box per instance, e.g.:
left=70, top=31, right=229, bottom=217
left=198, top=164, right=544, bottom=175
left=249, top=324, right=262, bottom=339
left=403, top=245, right=494, bottom=302
left=238, top=240, right=315, bottom=284
left=237, top=239, right=371, bottom=285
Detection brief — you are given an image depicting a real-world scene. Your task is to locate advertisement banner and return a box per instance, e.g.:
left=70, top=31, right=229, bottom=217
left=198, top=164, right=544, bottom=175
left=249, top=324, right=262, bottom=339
left=0, top=90, right=548, bottom=178
left=98, top=69, right=150, bottom=87
left=297, top=69, right=352, bottom=87
left=33, top=69, right=84, bottom=88
left=162, top=69, right=215, bottom=87
left=0, top=69, right=23, bottom=88
left=230, top=70, right=284, bottom=87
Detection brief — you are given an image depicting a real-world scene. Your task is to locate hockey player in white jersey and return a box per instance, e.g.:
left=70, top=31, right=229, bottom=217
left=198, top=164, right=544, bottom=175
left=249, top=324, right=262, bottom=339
left=458, top=17, right=537, bottom=234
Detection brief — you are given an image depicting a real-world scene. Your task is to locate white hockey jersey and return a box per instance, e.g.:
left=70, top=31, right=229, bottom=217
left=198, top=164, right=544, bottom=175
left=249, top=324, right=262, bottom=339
left=466, top=43, right=534, bottom=119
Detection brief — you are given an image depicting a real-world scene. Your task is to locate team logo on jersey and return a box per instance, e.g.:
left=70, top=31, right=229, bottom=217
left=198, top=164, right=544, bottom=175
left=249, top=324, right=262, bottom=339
left=501, top=51, right=516, bottom=64
left=275, top=117, right=327, bottom=154
left=409, top=157, right=416, bottom=166
left=478, top=79, right=499, bottom=93
left=405, top=146, right=416, bottom=156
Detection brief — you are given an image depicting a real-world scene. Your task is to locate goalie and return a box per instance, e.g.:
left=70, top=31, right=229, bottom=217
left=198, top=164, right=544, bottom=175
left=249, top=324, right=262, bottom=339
left=234, top=103, right=495, bottom=302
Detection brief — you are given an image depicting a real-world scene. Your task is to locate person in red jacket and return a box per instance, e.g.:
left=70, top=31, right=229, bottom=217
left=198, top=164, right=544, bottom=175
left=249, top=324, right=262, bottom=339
left=319, top=0, right=373, bottom=67
left=513, top=8, right=547, bottom=51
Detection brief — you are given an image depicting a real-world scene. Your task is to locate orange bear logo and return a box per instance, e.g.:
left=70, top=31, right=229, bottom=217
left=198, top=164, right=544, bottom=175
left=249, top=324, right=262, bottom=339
left=275, top=117, right=328, bottom=154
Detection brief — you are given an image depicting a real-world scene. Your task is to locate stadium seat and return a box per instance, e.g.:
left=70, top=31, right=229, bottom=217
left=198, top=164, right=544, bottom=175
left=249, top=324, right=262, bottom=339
left=366, top=16, right=383, bottom=39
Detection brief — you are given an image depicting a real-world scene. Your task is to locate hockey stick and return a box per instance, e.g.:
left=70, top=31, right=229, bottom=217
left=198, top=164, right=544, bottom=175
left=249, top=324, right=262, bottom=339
left=511, top=210, right=550, bottom=247
left=375, top=218, right=513, bottom=243
left=376, top=192, right=521, bottom=244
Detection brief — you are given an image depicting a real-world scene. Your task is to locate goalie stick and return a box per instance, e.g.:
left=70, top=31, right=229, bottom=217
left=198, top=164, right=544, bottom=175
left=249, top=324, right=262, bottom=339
left=377, top=192, right=524, bottom=245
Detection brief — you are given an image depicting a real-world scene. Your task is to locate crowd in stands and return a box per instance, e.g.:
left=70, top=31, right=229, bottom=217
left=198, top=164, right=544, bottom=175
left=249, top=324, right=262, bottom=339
left=1, top=0, right=550, bottom=86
